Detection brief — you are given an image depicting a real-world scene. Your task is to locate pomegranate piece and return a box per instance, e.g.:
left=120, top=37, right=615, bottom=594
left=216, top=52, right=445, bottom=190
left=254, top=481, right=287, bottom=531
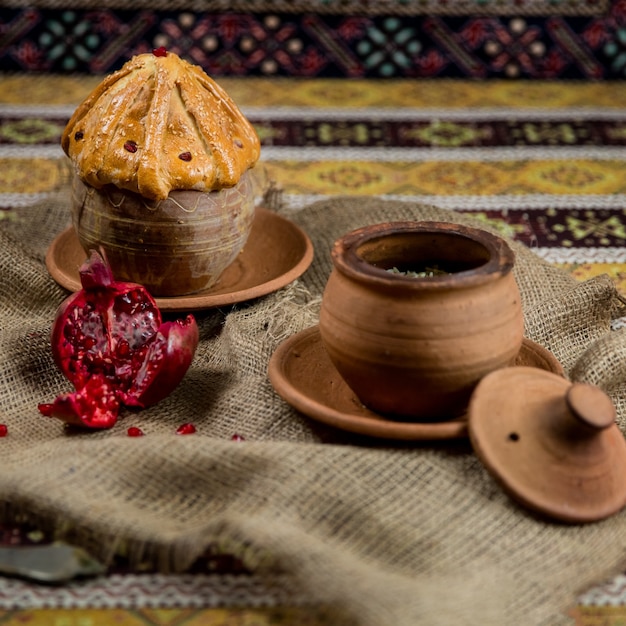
left=176, top=422, right=196, bottom=435
left=39, top=250, right=199, bottom=429
left=39, top=374, right=120, bottom=429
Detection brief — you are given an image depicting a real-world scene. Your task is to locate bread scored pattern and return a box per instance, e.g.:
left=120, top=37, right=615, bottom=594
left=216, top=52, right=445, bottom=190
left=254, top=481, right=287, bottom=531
left=61, top=51, right=261, bottom=201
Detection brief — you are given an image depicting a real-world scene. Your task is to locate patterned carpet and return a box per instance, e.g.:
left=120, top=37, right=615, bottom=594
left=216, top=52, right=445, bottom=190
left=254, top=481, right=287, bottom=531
left=0, top=1, right=623, bottom=79
left=1, top=75, right=626, bottom=624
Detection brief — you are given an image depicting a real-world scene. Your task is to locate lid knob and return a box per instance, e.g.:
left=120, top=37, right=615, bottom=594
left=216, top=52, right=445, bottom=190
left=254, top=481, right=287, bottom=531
left=565, top=382, right=616, bottom=433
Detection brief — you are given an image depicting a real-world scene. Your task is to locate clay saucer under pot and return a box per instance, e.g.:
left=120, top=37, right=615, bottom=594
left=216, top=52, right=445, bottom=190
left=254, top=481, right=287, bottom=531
left=268, top=325, right=564, bottom=441
left=469, top=367, right=626, bottom=523
left=46, top=206, right=314, bottom=312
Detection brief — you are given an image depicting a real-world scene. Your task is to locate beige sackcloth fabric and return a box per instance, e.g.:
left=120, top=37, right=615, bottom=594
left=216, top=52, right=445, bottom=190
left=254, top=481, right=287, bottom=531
left=2, top=184, right=626, bottom=625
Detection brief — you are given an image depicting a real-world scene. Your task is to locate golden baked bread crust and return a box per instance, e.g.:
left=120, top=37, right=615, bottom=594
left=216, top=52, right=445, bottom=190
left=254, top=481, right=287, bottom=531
left=61, top=51, right=261, bottom=201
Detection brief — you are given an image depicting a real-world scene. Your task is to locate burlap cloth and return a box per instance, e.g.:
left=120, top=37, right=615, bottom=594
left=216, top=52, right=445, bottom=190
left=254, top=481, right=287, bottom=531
left=2, top=186, right=626, bottom=625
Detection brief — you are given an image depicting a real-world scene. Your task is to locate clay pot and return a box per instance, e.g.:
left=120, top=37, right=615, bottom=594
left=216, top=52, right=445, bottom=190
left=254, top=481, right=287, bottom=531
left=318, top=221, right=525, bottom=420
left=70, top=170, right=257, bottom=296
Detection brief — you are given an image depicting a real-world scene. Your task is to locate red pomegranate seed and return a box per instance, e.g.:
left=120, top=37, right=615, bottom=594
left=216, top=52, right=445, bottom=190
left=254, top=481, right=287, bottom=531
left=152, top=46, right=167, bottom=57
left=0, top=424, right=7, bottom=437
left=231, top=433, right=245, bottom=441
left=176, top=423, right=196, bottom=435
left=178, top=151, right=192, bottom=161
left=124, top=140, right=138, bottom=153
left=127, top=426, right=144, bottom=437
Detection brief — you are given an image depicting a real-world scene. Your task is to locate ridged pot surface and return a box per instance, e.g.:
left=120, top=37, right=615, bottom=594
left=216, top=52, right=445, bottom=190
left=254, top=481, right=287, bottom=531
left=318, top=221, right=525, bottom=420
left=71, top=170, right=256, bottom=296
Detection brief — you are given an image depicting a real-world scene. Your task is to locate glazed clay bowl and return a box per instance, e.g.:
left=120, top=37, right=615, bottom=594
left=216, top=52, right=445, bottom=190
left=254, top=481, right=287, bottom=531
left=70, top=170, right=257, bottom=296
left=318, top=221, right=525, bottom=421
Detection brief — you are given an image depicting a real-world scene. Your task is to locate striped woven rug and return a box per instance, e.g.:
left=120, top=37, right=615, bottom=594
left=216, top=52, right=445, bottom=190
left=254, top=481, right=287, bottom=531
left=0, top=76, right=625, bottom=625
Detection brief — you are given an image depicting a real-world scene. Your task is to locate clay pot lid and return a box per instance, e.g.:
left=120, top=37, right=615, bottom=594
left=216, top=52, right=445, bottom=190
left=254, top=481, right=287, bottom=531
left=468, top=366, right=626, bottom=523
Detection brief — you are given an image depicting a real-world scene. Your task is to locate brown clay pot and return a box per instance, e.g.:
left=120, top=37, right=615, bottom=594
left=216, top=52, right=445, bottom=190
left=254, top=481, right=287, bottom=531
left=70, top=170, right=257, bottom=296
left=318, top=221, right=525, bottom=420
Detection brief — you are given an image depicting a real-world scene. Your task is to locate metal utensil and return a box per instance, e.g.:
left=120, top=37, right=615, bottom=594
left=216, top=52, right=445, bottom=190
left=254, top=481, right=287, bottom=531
left=0, top=542, right=106, bottom=583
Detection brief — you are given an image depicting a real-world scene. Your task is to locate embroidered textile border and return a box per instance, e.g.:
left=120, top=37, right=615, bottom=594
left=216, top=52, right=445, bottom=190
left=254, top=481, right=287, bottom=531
left=0, top=4, right=623, bottom=78
left=0, top=0, right=612, bottom=15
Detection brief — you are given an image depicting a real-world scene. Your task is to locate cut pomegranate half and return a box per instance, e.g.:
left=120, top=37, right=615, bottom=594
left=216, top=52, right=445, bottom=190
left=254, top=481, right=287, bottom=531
left=39, top=251, right=199, bottom=429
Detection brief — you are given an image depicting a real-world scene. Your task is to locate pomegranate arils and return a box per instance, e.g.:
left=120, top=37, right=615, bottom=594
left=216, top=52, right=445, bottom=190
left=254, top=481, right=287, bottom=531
left=39, top=375, right=120, bottom=429
left=82, top=336, right=97, bottom=350
left=178, top=152, right=192, bottom=161
left=39, top=251, right=199, bottom=430
left=152, top=46, right=167, bottom=57
left=0, top=424, right=7, bottom=437
left=124, top=140, right=138, bottom=153
left=122, top=316, right=198, bottom=407
left=231, top=433, right=245, bottom=441
left=176, top=423, right=196, bottom=435
left=127, top=426, right=144, bottom=437
left=116, top=339, right=130, bottom=357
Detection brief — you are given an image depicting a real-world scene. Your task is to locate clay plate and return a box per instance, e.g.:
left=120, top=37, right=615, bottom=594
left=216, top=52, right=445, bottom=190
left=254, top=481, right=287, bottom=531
left=45, top=207, right=314, bottom=311
left=268, top=326, right=564, bottom=441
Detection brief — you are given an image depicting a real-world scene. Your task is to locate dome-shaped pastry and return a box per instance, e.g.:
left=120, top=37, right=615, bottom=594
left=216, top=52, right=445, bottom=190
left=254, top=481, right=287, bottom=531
left=61, top=49, right=261, bottom=201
